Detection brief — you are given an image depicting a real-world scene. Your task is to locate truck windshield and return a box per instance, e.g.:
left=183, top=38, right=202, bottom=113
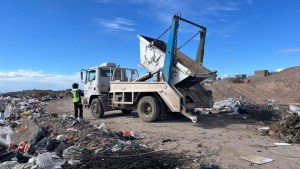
left=88, top=70, right=96, bottom=81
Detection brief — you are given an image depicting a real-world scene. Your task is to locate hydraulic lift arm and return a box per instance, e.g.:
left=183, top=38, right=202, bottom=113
left=162, top=15, right=207, bottom=84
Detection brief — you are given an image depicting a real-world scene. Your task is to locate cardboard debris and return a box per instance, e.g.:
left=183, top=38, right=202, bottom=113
left=241, top=155, right=273, bottom=164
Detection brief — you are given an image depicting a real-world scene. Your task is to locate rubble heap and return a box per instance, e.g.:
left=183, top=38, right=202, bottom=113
left=198, top=98, right=281, bottom=121
left=238, top=101, right=281, bottom=121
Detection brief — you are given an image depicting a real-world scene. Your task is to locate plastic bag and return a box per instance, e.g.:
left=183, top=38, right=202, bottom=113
left=36, top=152, right=64, bottom=169
left=95, top=123, right=108, bottom=133
left=0, top=126, right=14, bottom=145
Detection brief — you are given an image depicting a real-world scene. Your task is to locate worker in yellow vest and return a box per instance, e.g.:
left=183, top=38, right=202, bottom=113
left=71, top=83, right=84, bottom=121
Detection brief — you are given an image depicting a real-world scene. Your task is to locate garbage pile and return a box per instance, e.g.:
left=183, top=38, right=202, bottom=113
left=270, top=113, right=300, bottom=143
left=213, top=98, right=240, bottom=114
left=195, top=97, right=280, bottom=121
left=0, top=98, right=186, bottom=168
left=0, top=96, right=45, bottom=125
left=238, top=101, right=281, bottom=121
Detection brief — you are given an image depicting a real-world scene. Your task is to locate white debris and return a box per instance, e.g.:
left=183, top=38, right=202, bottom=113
left=258, top=127, right=270, bottom=131
left=213, top=98, right=241, bottom=114
left=36, top=152, right=64, bottom=169
left=274, top=143, right=292, bottom=146
left=0, top=126, right=14, bottom=145
left=289, top=103, right=300, bottom=116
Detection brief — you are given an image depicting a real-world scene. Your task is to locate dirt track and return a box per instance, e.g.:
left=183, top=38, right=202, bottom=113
left=45, top=98, right=300, bottom=169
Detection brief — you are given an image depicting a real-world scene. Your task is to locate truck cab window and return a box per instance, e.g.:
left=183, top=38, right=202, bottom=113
left=88, top=70, right=96, bottom=81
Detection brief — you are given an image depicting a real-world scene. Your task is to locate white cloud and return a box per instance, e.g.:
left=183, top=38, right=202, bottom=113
left=92, top=0, right=252, bottom=38
left=276, top=68, right=283, bottom=72
left=275, top=48, right=300, bottom=54
left=0, top=70, right=80, bottom=91
left=93, top=17, right=136, bottom=32
left=209, top=21, right=247, bottom=38
left=207, top=1, right=240, bottom=11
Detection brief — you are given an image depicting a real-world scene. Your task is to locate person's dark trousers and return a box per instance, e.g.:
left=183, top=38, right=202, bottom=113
left=74, top=102, right=83, bottom=118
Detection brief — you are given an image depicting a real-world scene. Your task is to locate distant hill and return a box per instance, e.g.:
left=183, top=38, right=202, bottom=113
left=205, top=66, right=300, bottom=105
left=1, top=89, right=72, bottom=99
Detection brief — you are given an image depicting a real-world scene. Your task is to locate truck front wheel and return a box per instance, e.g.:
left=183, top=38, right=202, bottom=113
left=91, top=98, right=104, bottom=118
left=137, top=96, right=160, bottom=122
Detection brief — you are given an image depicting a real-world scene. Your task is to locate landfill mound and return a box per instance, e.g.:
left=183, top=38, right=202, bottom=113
left=205, top=66, right=300, bottom=105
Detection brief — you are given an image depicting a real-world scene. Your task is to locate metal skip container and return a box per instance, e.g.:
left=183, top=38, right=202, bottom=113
left=137, top=35, right=214, bottom=88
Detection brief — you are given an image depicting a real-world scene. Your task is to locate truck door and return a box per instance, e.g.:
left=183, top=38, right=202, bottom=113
left=99, top=68, right=111, bottom=92
left=85, top=69, right=97, bottom=97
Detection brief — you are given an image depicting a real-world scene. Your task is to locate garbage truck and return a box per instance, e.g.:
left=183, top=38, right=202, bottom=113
left=81, top=15, right=216, bottom=123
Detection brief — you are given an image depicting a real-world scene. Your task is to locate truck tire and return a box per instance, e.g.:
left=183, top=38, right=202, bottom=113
left=91, top=98, right=104, bottom=118
left=121, top=109, right=132, bottom=114
left=137, top=96, right=160, bottom=122
left=157, top=97, right=165, bottom=119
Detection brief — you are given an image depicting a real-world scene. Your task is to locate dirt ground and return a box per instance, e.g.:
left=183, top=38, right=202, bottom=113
left=45, top=98, right=300, bottom=169
left=205, top=66, right=300, bottom=105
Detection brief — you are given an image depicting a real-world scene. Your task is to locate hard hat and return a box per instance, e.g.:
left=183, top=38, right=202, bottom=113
left=72, top=83, right=79, bottom=88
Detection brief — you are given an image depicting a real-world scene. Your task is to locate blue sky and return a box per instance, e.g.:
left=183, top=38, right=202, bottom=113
left=0, top=0, right=299, bottom=91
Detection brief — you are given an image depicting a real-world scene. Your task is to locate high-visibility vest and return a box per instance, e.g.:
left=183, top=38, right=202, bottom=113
left=71, top=89, right=80, bottom=102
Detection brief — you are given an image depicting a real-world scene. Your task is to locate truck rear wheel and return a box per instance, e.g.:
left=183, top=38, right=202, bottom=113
left=137, top=96, right=160, bottom=122
left=91, top=98, right=104, bottom=118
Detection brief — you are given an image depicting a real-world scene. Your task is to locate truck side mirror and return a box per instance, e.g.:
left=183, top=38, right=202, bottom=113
left=81, top=69, right=87, bottom=83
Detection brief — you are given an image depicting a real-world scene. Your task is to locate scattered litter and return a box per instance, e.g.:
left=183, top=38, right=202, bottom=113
left=130, top=131, right=144, bottom=139
left=95, top=123, right=108, bottom=133
left=274, top=143, right=292, bottom=146
left=162, top=138, right=176, bottom=144
left=0, top=93, right=194, bottom=168
left=241, top=116, right=248, bottom=119
left=0, top=161, right=18, bottom=169
left=66, top=128, right=78, bottom=132
left=289, top=103, right=300, bottom=116
left=0, top=126, right=13, bottom=146
left=68, top=159, right=81, bottom=165
left=258, top=127, right=269, bottom=132
left=241, top=155, right=273, bottom=164
left=36, top=152, right=64, bottom=169
left=56, top=134, right=64, bottom=141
